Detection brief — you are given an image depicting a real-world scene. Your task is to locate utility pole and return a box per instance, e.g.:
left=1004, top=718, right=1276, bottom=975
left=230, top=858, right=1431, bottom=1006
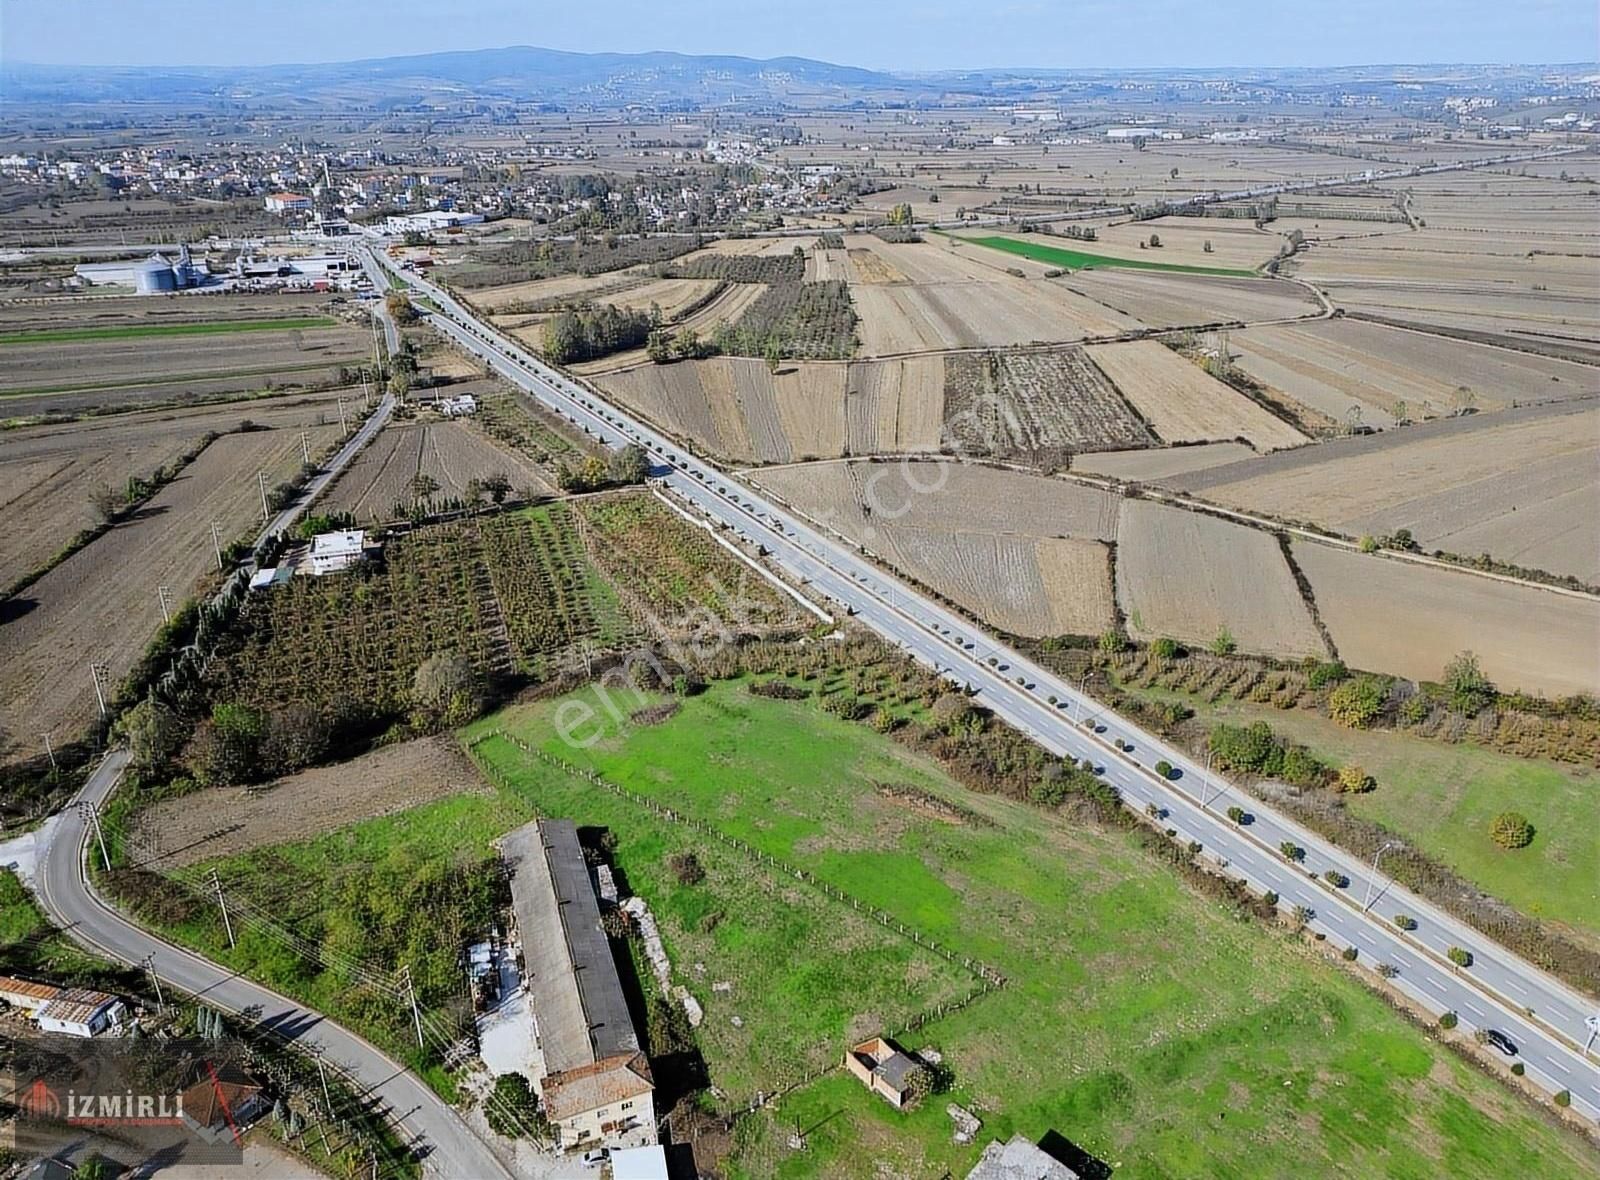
left=1198, top=747, right=1217, bottom=811
left=208, top=869, right=237, bottom=949
left=89, top=662, right=110, bottom=718
left=211, top=521, right=225, bottom=570
left=312, top=1046, right=332, bottom=1113
left=1362, top=842, right=1398, bottom=912
left=337, top=396, right=348, bottom=434
left=141, top=954, right=166, bottom=1011
left=79, top=802, right=110, bottom=872
left=300, top=431, right=312, bottom=466
left=42, top=732, right=57, bottom=773
left=157, top=584, right=173, bottom=624
left=258, top=470, right=270, bottom=523
left=399, top=966, right=424, bottom=1050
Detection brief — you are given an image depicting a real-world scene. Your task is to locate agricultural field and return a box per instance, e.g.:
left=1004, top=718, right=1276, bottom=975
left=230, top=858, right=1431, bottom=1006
left=467, top=270, right=651, bottom=313
left=0, top=422, right=341, bottom=761
left=1290, top=540, right=1600, bottom=698
left=128, top=735, right=491, bottom=870
left=317, top=418, right=554, bottom=521
left=1060, top=269, right=1323, bottom=329
left=1045, top=217, right=1285, bottom=272
left=1173, top=402, right=1600, bottom=584
left=1085, top=341, right=1310, bottom=451
left=565, top=283, right=771, bottom=373
left=752, top=460, right=1119, bottom=636
left=1072, top=440, right=1255, bottom=481
left=1228, top=318, right=1596, bottom=425
left=942, top=346, right=1156, bottom=464
left=592, top=358, right=847, bottom=464
left=0, top=389, right=351, bottom=589
left=958, top=232, right=1259, bottom=278
left=575, top=494, right=808, bottom=638
left=0, top=297, right=367, bottom=407
left=1115, top=499, right=1328, bottom=659
left=1114, top=688, right=1600, bottom=951
left=845, top=238, right=1138, bottom=355
left=457, top=680, right=1600, bottom=1179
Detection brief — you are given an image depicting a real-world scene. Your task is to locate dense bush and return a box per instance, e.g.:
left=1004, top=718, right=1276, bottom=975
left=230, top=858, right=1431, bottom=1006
left=1328, top=676, right=1390, bottom=728
left=1149, top=637, right=1182, bottom=660
left=1442, top=650, right=1496, bottom=716
left=1489, top=811, right=1534, bottom=849
left=1393, top=914, right=1417, bottom=931
left=1447, top=946, right=1473, bottom=968
left=1323, top=870, right=1349, bottom=889
left=1307, top=660, right=1348, bottom=688
left=1336, top=764, right=1375, bottom=794
left=485, top=1072, right=550, bottom=1140
left=1208, top=721, right=1326, bottom=786
left=1438, top=1011, right=1458, bottom=1029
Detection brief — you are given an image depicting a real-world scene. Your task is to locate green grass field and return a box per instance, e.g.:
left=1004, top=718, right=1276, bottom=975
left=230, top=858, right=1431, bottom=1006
left=0, top=317, right=337, bottom=345
left=961, top=234, right=1258, bottom=278
left=465, top=681, right=1598, bottom=1179
left=1115, top=686, right=1600, bottom=946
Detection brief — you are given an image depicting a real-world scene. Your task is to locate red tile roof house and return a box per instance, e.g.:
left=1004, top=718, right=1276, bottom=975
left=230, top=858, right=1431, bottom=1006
left=179, top=1068, right=267, bottom=1145
left=540, top=1052, right=655, bottom=1150
left=844, top=1037, right=921, bottom=1108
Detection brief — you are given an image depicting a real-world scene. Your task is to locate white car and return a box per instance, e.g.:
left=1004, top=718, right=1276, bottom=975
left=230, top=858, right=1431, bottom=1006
left=580, top=1148, right=609, bottom=1168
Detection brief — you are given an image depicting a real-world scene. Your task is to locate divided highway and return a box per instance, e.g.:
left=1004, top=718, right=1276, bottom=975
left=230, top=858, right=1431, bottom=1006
left=367, top=245, right=1600, bottom=1122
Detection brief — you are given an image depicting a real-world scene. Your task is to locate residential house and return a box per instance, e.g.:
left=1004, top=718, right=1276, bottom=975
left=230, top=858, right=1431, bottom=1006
left=179, top=1068, right=267, bottom=1145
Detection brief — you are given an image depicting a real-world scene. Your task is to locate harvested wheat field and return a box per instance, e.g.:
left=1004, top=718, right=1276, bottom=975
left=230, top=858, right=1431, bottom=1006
left=1072, top=441, right=1256, bottom=482
left=1291, top=541, right=1600, bottom=698
left=593, top=359, right=849, bottom=464
left=1177, top=402, right=1600, bottom=583
left=129, top=736, right=491, bottom=869
left=1086, top=341, right=1309, bottom=451
left=1229, top=319, right=1596, bottom=424
left=847, top=238, right=1138, bottom=355
left=752, top=459, right=1121, bottom=543
left=1319, top=285, right=1600, bottom=362
left=843, top=357, right=946, bottom=455
left=1055, top=218, right=1283, bottom=271
left=0, top=391, right=352, bottom=588
left=600, top=276, right=724, bottom=321
left=319, top=419, right=553, bottom=519
left=467, top=271, right=648, bottom=312
left=0, top=425, right=341, bottom=758
left=1115, top=499, right=1327, bottom=659
left=1061, top=270, right=1320, bottom=329
left=943, top=347, right=1155, bottom=464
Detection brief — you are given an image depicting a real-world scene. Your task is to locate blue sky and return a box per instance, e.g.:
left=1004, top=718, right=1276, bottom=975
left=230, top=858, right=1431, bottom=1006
left=1, top=0, right=1595, bottom=70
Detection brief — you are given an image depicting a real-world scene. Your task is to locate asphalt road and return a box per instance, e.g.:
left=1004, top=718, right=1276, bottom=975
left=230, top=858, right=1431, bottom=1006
left=31, top=752, right=513, bottom=1179
left=370, top=245, right=1600, bottom=1123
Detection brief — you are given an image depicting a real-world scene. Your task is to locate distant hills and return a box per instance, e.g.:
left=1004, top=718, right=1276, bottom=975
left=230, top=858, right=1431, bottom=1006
left=0, top=46, right=1585, bottom=109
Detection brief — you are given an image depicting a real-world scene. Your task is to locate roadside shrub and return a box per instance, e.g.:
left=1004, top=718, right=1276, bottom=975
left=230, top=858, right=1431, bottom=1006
left=1149, top=637, right=1181, bottom=660
left=1097, top=629, right=1128, bottom=654
left=1342, top=946, right=1358, bottom=961
left=1262, top=890, right=1279, bottom=907
left=1443, top=650, right=1496, bottom=716
left=1393, top=914, right=1417, bottom=931
left=1489, top=811, right=1534, bottom=849
left=1323, top=870, right=1349, bottom=889
left=1154, top=759, right=1173, bottom=778
left=1328, top=675, right=1389, bottom=728
left=1280, top=841, right=1303, bottom=861
left=1438, top=1011, right=1458, bottom=1029
left=1554, top=1089, right=1570, bottom=1107
left=1226, top=806, right=1246, bottom=824
left=1292, top=905, right=1312, bottom=926
left=1447, top=946, right=1473, bottom=968
left=1210, top=626, right=1237, bottom=656
left=1511, top=1062, right=1525, bottom=1076
left=1377, top=963, right=1399, bottom=979
left=667, top=851, right=705, bottom=886
left=186, top=702, right=266, bottom=787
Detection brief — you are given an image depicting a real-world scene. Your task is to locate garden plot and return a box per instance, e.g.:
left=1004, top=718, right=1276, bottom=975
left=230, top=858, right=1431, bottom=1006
left=1072, top=441, right=1255, bottom=482
left=1180, top=402, right=1600, bottom=584
left=752, top=459, right=1121, bottom=544
left=1114, top=499, right=1328, bottom=659
left=842, top=357, right=946, bottom=455
left=1230, top=319, right=1596, bottom=425
left=0, top=425, right=340, bottom=759
left=318, top=419, right=553, bottom=520
left=1060, top=270, right=1320, bottom=329
left=1085, top=341, right=1309, bottom=451
left=942, top=347, right=1155, bottom=465
left=1291, top=541, right=1600, bottom=698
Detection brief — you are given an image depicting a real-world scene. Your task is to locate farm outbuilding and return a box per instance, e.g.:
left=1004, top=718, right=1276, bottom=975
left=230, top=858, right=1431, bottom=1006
left=0, top=975, right=128, bottom=1038
left=308, top=529, right=379, bottom=576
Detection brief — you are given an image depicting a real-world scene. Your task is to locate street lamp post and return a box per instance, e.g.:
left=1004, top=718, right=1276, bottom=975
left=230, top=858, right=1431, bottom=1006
left=1362, top=841, right=1398, bottom=912
left=1197, top=747, right=1217, bottom=810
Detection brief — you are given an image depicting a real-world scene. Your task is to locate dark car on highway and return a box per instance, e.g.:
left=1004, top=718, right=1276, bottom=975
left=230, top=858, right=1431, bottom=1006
left=1484, top=1029, right=1518, bottom=1056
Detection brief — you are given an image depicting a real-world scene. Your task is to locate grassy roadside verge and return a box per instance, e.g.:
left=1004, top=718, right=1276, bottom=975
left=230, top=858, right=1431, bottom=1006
left=0, top=317, right=337, bottom=345
left=958, top=232, right=1259, bottom=277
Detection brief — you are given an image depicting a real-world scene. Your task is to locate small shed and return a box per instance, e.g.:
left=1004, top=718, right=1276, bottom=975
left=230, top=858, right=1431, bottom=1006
left=844, top=1036, right=921, bottom=1108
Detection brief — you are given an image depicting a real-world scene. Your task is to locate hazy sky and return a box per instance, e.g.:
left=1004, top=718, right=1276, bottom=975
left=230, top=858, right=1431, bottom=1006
left=2, top=0, right=1595, bottom=70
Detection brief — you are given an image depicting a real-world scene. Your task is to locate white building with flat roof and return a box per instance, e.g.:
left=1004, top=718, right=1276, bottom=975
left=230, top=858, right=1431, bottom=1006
left=308, top=529, right=376, bottom=576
